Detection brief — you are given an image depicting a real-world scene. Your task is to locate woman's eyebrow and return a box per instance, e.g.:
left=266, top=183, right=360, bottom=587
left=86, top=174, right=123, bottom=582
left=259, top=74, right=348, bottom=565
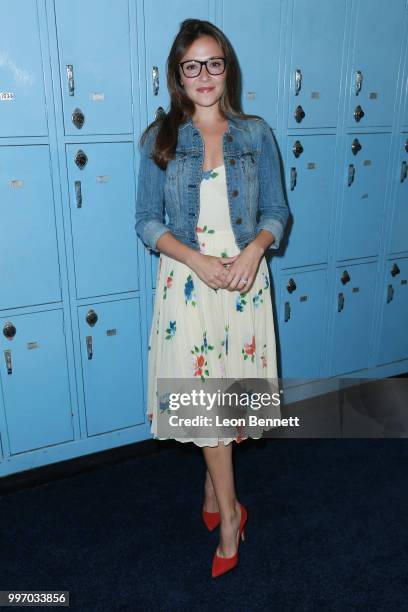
left=181, top=55, right=221, bottom=62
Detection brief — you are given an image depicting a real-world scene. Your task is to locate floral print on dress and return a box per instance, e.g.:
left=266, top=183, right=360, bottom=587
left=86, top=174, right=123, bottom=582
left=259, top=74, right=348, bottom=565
left=260, top=343, right=268, bottom=368
left=218, top=324, right=229, bottom=359
left=218, top=324, right=229, bottom=377
left=253, top=272, right=270, bottom=308
left=163, top=270, right=174, bottom=299
left=196, top=225, right=215, bottom=235
left=184, top=273, right=197, bottom=306
left=242, top=335, right=256, bottom=363
left=202, top=169, right=220, bottom=180
left=196, top=225, right=215, bottom=253
left=253, top=291, right=263, bottom=309
left=191, top=330, right=214, bottom=381
left=236, top=292, right=248, bottom=312
left=165, top=320, right=176, bottom=340
left=262, top=271, right=270, bottom=289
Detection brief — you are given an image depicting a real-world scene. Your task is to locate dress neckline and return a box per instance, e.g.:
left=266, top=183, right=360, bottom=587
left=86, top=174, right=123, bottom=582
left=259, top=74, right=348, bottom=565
left=203, top=163, right=225, bottom=173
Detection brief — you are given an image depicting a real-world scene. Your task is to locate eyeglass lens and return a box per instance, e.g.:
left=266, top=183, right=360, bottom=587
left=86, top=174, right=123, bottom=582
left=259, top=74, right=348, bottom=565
left=181, top=58, right=225, bottom=77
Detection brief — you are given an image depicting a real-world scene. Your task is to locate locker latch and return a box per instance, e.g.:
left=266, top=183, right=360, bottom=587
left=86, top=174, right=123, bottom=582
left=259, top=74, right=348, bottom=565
left=66, top=64, right=75, bottom=96
left=3, top=350, right=12, bottom=375
left=72, top=108, right=85, bottom=129
left=75, top=149, right=88, bottom=169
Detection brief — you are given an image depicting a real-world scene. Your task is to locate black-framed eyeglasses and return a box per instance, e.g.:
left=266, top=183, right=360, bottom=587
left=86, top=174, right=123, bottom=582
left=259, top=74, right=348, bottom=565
left=178, top=56, right=227, bottom=78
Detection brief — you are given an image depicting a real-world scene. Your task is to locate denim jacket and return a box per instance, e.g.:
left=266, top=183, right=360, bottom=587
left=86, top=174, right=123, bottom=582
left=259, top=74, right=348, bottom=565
left=135, top=111, right=289, bottom=254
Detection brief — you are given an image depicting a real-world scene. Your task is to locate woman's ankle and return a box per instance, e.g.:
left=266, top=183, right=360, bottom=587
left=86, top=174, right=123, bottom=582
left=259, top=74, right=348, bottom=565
left=219, top=499, right=240, bottom=523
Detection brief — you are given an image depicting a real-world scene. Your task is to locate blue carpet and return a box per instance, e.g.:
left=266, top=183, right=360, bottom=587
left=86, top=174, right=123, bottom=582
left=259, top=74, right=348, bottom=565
left=0, top=438, right=407, bottom=611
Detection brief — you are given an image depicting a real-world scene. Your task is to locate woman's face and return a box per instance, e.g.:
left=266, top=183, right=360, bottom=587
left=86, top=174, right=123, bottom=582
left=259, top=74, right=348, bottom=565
left=178, top=35, right=227, bottom=111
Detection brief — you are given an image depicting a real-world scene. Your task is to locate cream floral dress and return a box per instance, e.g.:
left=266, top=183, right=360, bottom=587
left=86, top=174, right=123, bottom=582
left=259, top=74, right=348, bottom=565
left=146, top=164, right=280, bottom=447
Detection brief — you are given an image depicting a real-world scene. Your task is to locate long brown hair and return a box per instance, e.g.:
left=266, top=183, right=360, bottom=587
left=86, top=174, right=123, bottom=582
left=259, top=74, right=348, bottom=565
left=140, top=18, right=262, bottom=170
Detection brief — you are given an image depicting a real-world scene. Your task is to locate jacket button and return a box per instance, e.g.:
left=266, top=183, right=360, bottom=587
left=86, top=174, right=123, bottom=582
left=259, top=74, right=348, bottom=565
left=235, top=217, right=242, bottom=224
left=229, top=158, right=236, bottom=165
left=227, top=135, right=233, bottom=142
left=232, top=189, right=239, bottom=197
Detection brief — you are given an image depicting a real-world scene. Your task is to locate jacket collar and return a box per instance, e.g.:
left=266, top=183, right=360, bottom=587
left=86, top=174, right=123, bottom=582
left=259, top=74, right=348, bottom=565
left=179, top=111, right=244, bottom=133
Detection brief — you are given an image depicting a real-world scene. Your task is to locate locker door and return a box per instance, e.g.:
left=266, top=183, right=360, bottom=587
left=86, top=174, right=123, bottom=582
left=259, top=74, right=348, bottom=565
left=0, top=0, right=47, bottom=137
left=66, top=142, right=138, bottom=299
left=346, top=0, right=406, bottom=128
left=337, top=133, right=390, bottom=261
left=78, top=298, right=145, bottom=436
left=0, top=310, right=73, bottom=455
left=330, top=262, right=377, bottom=375
left=54, top=0, right=133, bottom=135
left=0, top=146, right=61, bottom=309
left=222, top=0, right=282, bottom=127
left=282, top=134, right=336, bottom=268
left=377, top=258, right=408, bottom=364
left=278, top=269, right=327, bottom=380
left=287, top=0, right=346, bottom=129
left=143, top=0, right=212, bottom=290
left=389, top=134, right=408, bottom=254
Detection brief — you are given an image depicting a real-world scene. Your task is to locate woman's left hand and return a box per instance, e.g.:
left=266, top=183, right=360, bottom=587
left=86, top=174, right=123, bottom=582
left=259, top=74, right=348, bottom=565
left=223, top=243, right=264, bottom=293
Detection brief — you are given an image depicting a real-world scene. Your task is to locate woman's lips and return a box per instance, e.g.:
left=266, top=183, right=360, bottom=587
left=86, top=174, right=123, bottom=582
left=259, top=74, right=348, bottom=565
left=197, top=87, right=214, bottom=93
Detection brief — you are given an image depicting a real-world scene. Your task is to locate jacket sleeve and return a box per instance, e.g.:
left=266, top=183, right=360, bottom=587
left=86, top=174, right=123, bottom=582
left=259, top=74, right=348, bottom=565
left=256, top=120, right=289, bottom=250
left=135, top=126, right=170, bottom=253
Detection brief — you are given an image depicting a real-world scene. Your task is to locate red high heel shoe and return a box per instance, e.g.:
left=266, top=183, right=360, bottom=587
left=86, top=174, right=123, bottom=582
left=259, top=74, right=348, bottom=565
left=211, top=503, right=247, bottom=578
left=202, top=509, right=220, bottom=531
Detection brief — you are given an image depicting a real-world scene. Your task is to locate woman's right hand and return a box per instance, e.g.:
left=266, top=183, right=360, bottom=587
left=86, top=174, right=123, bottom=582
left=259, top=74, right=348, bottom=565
left=189, top=253, right=239, bottom=290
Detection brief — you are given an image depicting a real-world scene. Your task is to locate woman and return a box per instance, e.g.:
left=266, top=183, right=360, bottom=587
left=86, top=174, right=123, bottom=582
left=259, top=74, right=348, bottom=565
left=135, top=18, right=289, bottom=577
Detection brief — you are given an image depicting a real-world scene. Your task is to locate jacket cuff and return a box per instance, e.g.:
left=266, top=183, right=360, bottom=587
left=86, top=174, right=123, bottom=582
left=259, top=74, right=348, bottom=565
left=255, top=219, right=284, bottom=250
left=139, top=219, right=170, bottom=254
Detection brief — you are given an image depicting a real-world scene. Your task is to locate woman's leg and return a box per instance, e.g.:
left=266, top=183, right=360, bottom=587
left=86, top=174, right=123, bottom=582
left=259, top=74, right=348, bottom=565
left=202, top=443, right=242, bottom=557
left=203, top=468, right=219, bottom=513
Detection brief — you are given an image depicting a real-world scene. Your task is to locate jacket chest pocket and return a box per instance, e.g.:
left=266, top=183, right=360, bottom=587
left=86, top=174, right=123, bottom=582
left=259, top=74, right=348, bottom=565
left=239, top=152, right=257, bottom=180
left=165, top=153, right=188, bottom=230
left=239, top=152, right=259, bottom=213
left=166, top=153, right=187, bottom=180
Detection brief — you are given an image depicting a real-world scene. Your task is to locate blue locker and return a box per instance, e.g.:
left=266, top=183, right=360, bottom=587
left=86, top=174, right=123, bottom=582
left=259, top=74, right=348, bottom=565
left=337, top=133, right=390, bottom=261
left=0, top=309, right=73, bottom=455
left=0, top=0, right=47, bottom=137
left=54, top=0, right=133, bottom=135
left=389, top=133, right=408, bottom=254
left=222, top=0, right=282, bottom=127
left=377, top=257, right=408, bottom=364
left=330, top=261, right=378, bottom=375
left=287, top=0, right=346, bottom=129
left=0, top=146, right=61, bottom=309
left=282, top=134, right=336, bottom=268
left=77, top=298, right=145, bottom=436
left=346, top=0, right=406, bottom=128
left=66, top=142, right=139, bottom=299
left=278, top=268, right=327, bottom=379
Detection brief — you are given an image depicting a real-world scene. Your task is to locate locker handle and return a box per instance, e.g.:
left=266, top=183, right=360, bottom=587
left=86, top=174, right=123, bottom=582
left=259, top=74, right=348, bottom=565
left=347, top=164, right=355, bottom=186
left=400, top=161, right=408, bottom=183
left=290, top=167, right=297, bottom=191
left=355, top=70, right=363, bottom=96
left=294, top=68, right=302, bottom=96
left=152, top=66, right=159, bottom=96
left=337, top=292, right=345, bottom=312
left=66, top=64, right=75, bottom=96
left=3, top=350, right=12, bottom=374
left=386, top=284, right=394, bottom=304
left=75, top=181, right=82, bottom=208
left=86, top=336, right=93, bottom=360
left=284, top=301, right=291, bottom=322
